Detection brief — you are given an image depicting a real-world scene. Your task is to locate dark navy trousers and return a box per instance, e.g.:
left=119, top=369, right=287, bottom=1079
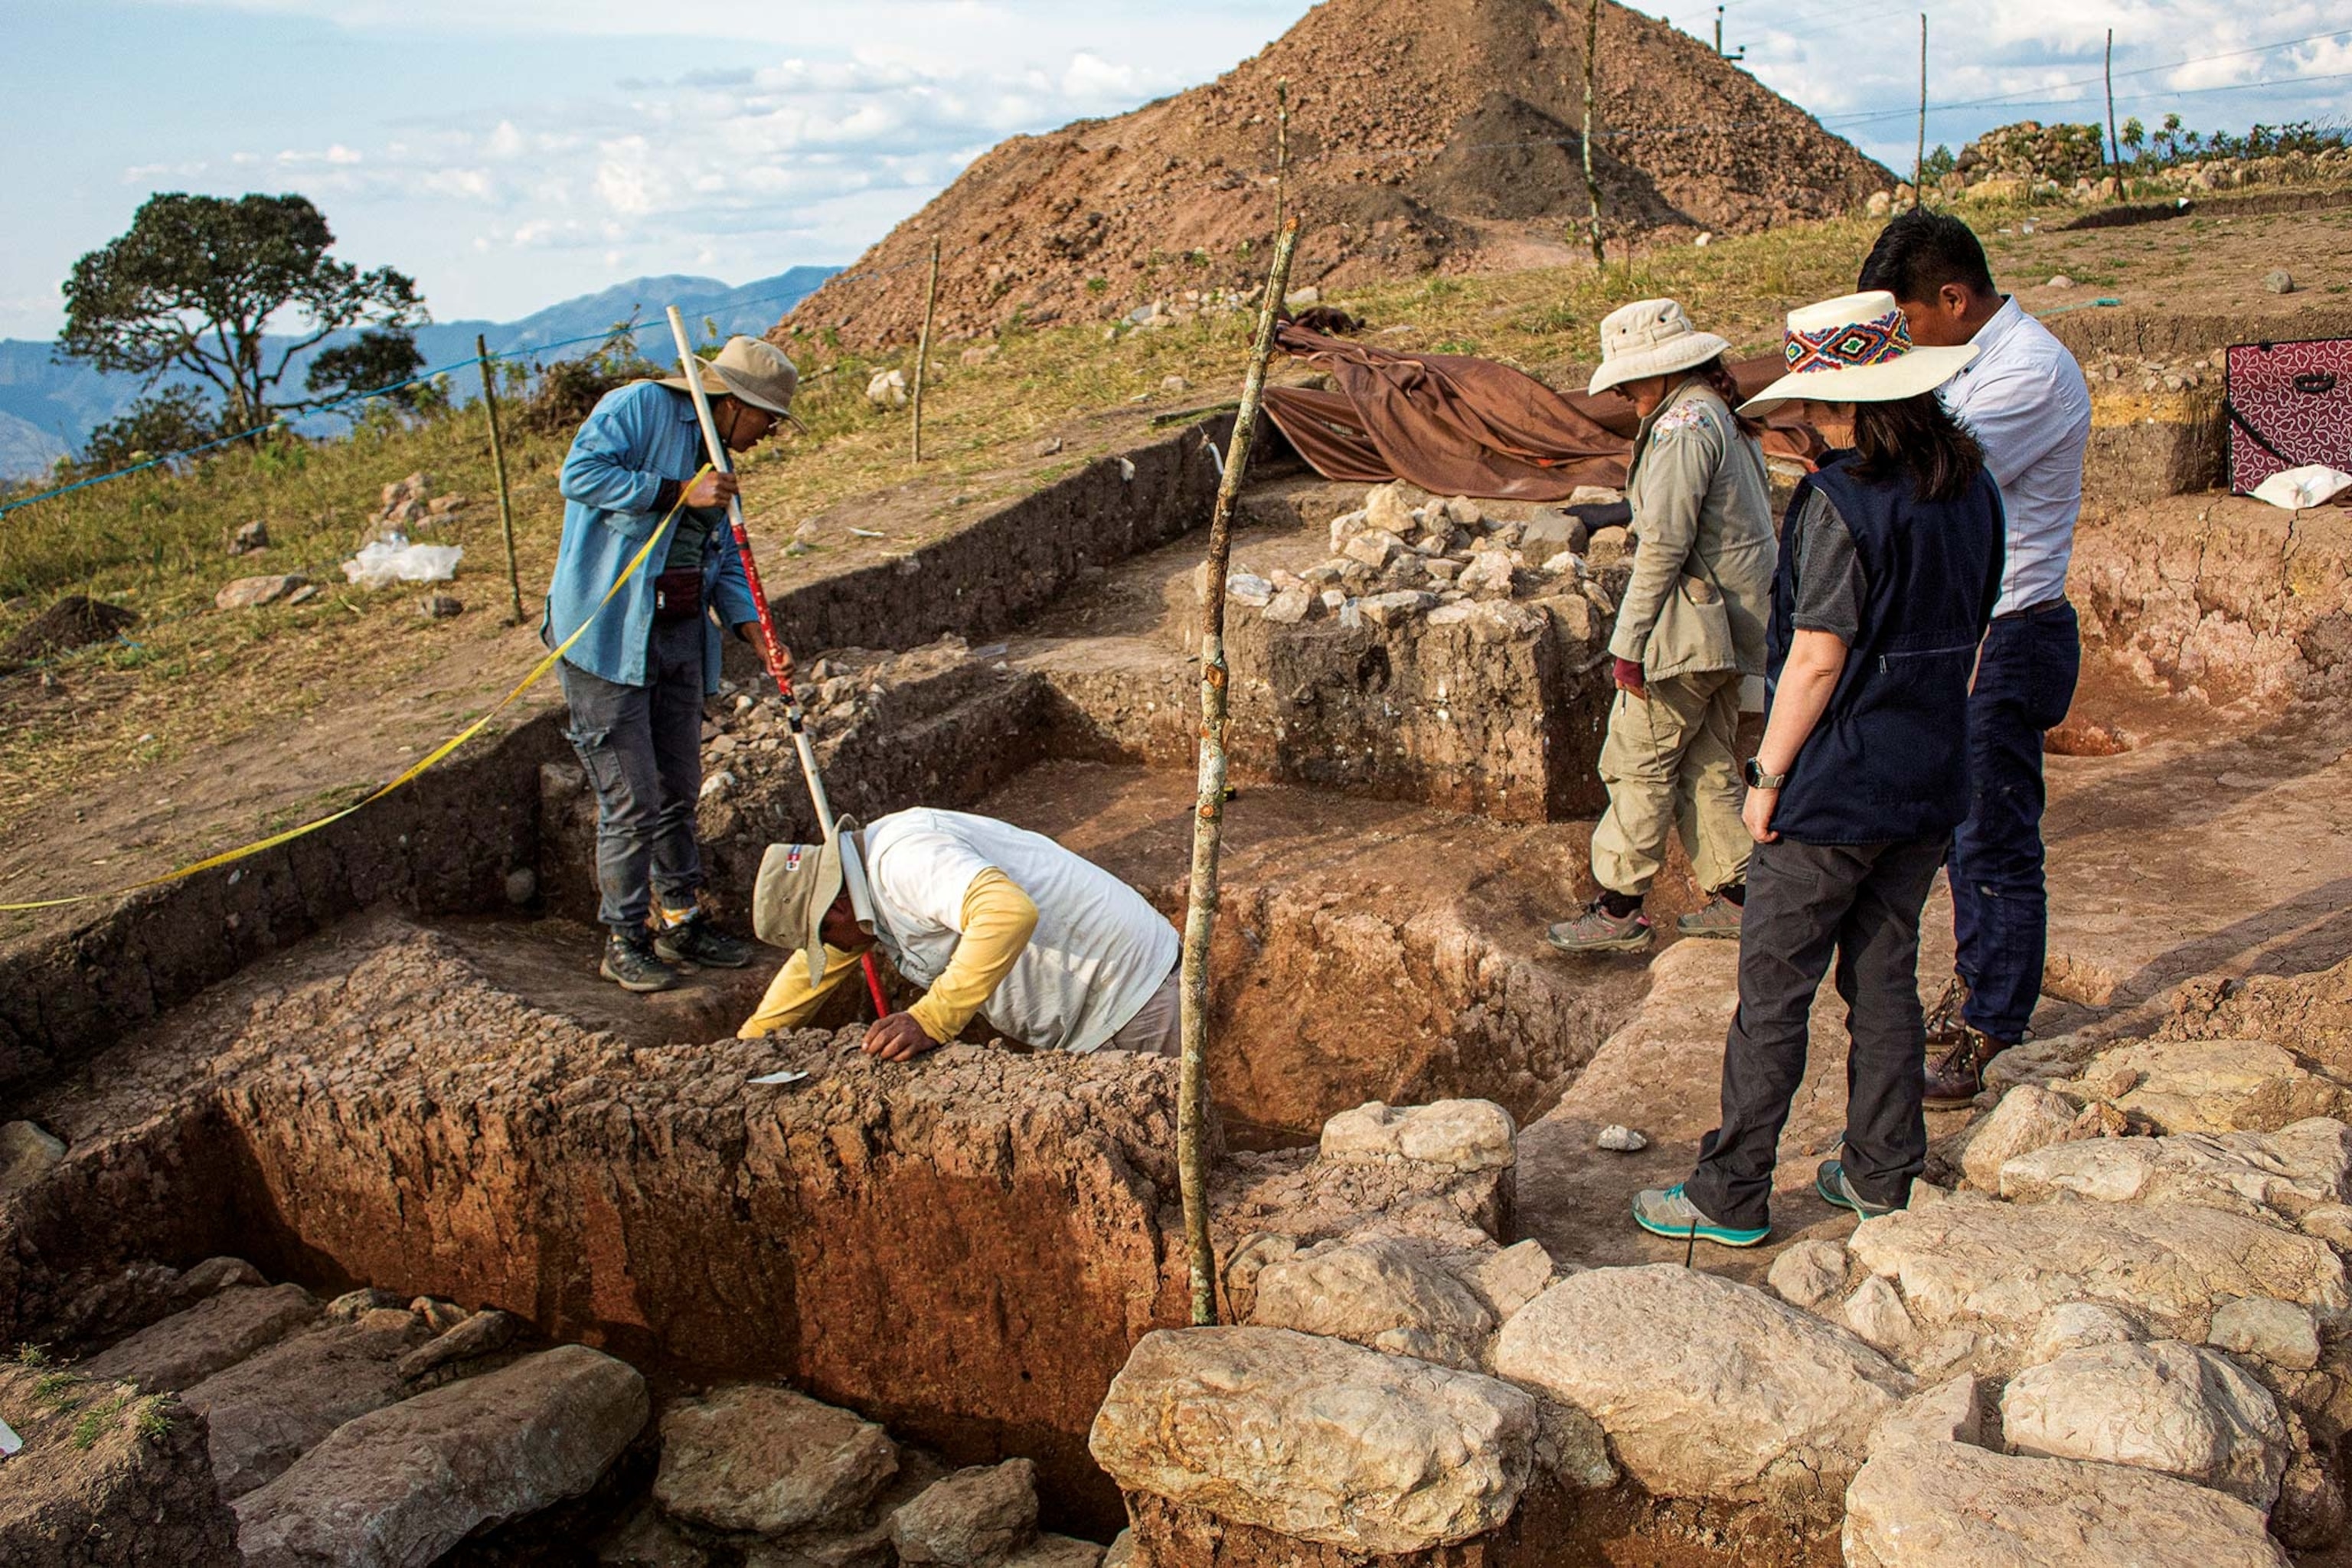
left=1950, top=601, right=2081, bottom=1044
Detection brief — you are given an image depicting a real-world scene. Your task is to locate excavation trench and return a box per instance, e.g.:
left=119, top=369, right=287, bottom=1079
left=6, top=424, right=2347, bottom=1564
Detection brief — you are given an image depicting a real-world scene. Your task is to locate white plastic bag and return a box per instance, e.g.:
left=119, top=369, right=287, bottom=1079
left=343, top=538, right=463, bottom=589
left=2250, top=464, right=2352, bottom=511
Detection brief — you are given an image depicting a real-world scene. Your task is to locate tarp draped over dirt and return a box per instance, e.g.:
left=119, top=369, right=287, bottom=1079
left=1262, top=325, right=1821, bottom=501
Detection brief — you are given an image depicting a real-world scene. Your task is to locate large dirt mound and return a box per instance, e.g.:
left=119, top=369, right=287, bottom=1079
left=783, top=0, right=1888, bottom=348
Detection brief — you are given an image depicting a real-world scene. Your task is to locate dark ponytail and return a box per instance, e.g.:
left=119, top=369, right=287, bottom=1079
left=1690, top=354, right=1766, bottom=439
left=1851, top=391, right=1984, bottom=502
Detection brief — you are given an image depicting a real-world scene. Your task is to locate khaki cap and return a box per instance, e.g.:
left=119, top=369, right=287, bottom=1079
left=752, top=816, right=860, bottom=987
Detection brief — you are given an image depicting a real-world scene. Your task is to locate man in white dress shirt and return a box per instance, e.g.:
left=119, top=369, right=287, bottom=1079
left=1858, top=212, right=2093, bottom=1106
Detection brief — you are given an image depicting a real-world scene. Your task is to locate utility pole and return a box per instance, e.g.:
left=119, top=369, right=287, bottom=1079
left=1916, top=14, right=1928, bottom=199
left=1581, top=0, right=1606, bottom=269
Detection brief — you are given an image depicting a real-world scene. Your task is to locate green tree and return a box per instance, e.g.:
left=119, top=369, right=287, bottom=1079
left=304, top=328, right=427, bottom=419
left=57, top=193, right=426, bottom=433
left=76, top=386, right=220, bottom=473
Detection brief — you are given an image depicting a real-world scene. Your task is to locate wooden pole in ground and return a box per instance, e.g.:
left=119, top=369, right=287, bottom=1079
left=1581, top=0, right=1606, bottom=269
left=475, top=333, right=524, bottom=625
left=2104, top=28, right=2122, bottom=201
left=1916, top=15, right=1928, bottom=199
left=1273, top=78, right=1292, bottom=239
left=910, top=237, right=942, bottom=465
left=1179, top=217, right=1300, bottom=1328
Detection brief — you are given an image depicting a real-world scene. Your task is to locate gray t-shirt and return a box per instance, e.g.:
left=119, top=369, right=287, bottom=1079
left=1789, top=489, right=1867, bottom=645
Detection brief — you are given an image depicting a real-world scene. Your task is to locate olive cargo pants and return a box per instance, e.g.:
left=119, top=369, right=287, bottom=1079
left=1589, top=669, right=1749, bottom=900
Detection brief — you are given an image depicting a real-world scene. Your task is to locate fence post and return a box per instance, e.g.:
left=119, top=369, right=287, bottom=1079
left=2104, top=29, right=2122, bottom=201
left=1274, top=78, right=1292, bottom=239
left=1581, top=0, right=1606, bottom=269
left=475, top=333, right=524, bottom=625
left=1179, top=217, right=1301, bottom=1328
left=911, top=239, right=942, bottom=466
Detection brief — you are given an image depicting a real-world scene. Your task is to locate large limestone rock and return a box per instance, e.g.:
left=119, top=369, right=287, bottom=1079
left=2054, top=1038, right=2352, bottom=1135
left=656, top=1384, right=899, bottom=1536
left=1247, top=1236, right=1494, bottom=1368
left=80, top=1282, right=321, bottom=1392
left=180, top=1308, right=435, bottom=1498
left=1844, top=1440, right=2292, bottom=1566
left=1088, top=1326, right=1534, bottom=1554
left=1958, top=1086, right=2083, bottom=1190
left=1318, top=1099, right=1516, bottom=1173
left=235, top=1344, right=649, bottom=1567
left=2001, top=1341, right=2289, bottom=1508
left=0, top=1364, right=241, bottom=1566
left=2209, top=1296, right=2322, bottom=1370
left=1998, top=1119, right=2352, bottom=1220
left=1767, top=1237, right=1850, bottom=1310
left=890, top=1459, right=1039, bottom=1568
left=1846, top=1197, right=2350, bottom=1359
left=1490, top=1265, right=1910, bottom=1510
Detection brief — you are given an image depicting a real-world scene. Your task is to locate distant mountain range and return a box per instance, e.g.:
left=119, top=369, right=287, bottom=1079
left=0, top=266, right=836, bottom=480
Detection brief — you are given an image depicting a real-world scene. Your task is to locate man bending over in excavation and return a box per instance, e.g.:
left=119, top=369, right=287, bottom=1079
left=546, top=337, right=804, bottom=995
left=739, top=808, right=1183, bottom=1060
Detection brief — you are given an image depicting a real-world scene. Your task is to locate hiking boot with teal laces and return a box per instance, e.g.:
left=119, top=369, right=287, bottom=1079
left=1632, top=1184, right=1769, bottom=1247
left=654, top=916, right=756, bottom=969
left=1816, top=1158, right=1900, bottom=1218
left=1674, top=891, right=1745, bottom=939
left=1547, top=900, right=1653, bottom=955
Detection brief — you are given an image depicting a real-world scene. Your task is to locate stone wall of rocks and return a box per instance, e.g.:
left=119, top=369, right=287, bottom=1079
left=1205, top=481, right=1624, bottom=823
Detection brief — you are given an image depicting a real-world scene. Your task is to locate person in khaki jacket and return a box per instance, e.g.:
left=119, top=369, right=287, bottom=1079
left=1550, top=299, right=1778, bottom=954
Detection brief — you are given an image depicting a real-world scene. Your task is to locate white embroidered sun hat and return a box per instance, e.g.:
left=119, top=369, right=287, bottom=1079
left=1587, top=299, right=1733, bottom=396
left=1738, top=290, right=1978, bottom=414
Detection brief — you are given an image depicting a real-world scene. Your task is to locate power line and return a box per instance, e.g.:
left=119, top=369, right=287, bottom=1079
left=1829, top=67, right=2352, bottom=131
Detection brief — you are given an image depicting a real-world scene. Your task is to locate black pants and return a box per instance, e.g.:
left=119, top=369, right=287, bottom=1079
left=555, top=616, right=706, bottom=937
left=1681, top=834, right=1949, bottom=1231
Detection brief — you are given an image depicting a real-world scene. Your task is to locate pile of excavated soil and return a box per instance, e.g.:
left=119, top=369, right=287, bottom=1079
left=782, top=0, right=1886, bottom=348
left=1, top=594, right=137, bottom=667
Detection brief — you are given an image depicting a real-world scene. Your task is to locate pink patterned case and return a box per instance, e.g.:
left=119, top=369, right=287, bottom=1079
left=2225, top=338, right=2352, bottom=495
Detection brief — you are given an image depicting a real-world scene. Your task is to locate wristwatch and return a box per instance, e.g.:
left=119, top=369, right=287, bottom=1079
left=1743, top=759, right=1788, bottom=790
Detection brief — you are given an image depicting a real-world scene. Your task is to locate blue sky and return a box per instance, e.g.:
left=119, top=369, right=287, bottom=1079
left=3, top=0, right=2346, bottom=339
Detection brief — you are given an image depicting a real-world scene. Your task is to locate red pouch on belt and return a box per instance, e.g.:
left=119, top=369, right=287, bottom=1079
left=653, top=568, right=703, bottom=623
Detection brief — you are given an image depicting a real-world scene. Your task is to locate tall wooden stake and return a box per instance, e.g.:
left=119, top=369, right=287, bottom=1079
left=910, top=237, right=942, bottom=465
left=2103, top=29, right=2122, bottom=201
left=1273, top=78, right=1292, bottom=239
left=1180, top=217, right=1300, bottom=1328
left=1581, top=0, right=1606, bottom=269
left=475, top=333, right=524, bottom=625
left=1916, top=15, right=1928, bottom=198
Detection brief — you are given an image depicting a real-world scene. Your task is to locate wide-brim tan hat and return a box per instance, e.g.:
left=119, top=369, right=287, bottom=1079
left=662, top=335, right=808, bottom=432
left=753, top=815, right=860, bottom=988
left=1739, top=290, right=1978, bottom=415
left=1588, top=298, right=1733, bottom=396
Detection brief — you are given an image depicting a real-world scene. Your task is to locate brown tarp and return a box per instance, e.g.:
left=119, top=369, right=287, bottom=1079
left=1262, top=324, right=1824, bottom=501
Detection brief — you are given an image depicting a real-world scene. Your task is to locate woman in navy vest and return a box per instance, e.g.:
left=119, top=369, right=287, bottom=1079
left=1633, top=290, right=2005, bottom=1246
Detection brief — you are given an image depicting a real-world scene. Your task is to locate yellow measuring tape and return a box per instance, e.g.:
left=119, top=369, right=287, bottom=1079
left=2, top=475, right=705, bottom=913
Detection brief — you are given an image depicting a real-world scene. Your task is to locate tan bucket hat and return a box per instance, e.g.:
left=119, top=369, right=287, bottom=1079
left=1587, top=299, right=1732, bottom=396
left=662, top=335, right=807, bottom=431
left=1738, top=291, right=1978, bottom=415
left=752, top=816, right=860, bottom=987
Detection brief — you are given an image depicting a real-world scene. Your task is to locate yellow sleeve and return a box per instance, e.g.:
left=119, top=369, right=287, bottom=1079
left=739, top=945, right=866, bottom=1037
left=906, top=868, right=1039, bottom=1044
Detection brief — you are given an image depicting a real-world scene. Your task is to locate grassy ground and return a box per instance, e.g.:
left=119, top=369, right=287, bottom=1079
left=0, top=186, right=2341, bottom=893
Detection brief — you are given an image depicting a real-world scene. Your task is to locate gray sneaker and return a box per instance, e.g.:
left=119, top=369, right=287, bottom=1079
left=1547, top=901, right=1652, bottom=955
left=1675, top=893, right=1744, bottom=939
left=600, top=934, right=681, bottom=994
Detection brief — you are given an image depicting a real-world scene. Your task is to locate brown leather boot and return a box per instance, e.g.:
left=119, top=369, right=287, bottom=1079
left=1922, top=1024, right=2005, bottom=1109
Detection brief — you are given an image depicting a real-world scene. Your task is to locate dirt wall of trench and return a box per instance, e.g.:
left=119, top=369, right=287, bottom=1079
left=2069, top=493, right=2352, bottom=707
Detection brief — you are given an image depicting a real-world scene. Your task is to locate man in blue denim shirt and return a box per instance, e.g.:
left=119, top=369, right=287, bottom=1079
left=544, top=335, right=802, bottom=992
